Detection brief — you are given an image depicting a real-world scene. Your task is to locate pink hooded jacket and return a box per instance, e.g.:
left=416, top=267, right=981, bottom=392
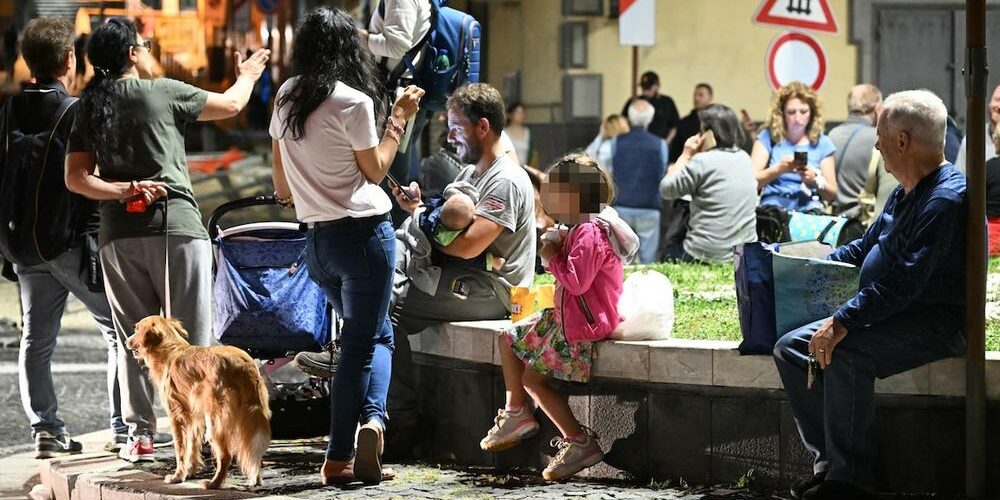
left=546, top=208, right=640, bottom=343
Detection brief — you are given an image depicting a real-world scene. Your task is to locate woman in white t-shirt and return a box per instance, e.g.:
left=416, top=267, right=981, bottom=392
left=269, top=7, right=423, bottom=486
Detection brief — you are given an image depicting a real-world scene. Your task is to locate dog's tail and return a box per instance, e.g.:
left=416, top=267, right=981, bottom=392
left=236, top=418, right=270, bottom=487
left=236, top=364, right=272, bottom=486
left=254, top=366, right=272, bottom=421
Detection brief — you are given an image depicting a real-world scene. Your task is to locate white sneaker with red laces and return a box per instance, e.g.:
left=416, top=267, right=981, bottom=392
left=118, top=434, right=155, bottom=463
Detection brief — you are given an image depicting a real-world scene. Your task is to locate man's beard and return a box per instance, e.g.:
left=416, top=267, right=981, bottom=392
left=459, top=141, right=483, bottom=164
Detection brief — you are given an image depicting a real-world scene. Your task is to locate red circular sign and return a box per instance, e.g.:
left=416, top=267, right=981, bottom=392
left=764, top=31, right=828, bottom=91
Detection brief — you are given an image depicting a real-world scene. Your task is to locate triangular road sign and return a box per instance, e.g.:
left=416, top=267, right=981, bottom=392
left=753, top=0, right=839, bottom=34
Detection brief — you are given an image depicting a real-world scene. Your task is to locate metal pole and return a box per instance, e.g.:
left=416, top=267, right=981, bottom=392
left=964, top=0, right=988, bottom=497
left=631, top=46, right=638, bottom=99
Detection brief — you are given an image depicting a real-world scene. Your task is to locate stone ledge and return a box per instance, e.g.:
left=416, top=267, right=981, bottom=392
left=32, top=415, right=294, bottom=500
left=41, top=453, right=297, bottom=500
left=410, top=321, right=999, bottom=399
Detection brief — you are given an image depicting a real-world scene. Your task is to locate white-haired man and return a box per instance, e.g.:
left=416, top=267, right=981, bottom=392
left=609, top=99, right=669, bottom=264
left=774, top=90, right=967, bottom=499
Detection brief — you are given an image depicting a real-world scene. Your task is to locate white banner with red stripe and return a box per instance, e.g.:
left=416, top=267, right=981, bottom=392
left=619, top=0, right=655, bottom=47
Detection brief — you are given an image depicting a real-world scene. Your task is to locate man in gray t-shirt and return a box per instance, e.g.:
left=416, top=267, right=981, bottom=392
left=391, top=84, right=538, bottom=457
left=828, top=84, right=881, bottom=215
left=453, top=158, right=536, bottom=290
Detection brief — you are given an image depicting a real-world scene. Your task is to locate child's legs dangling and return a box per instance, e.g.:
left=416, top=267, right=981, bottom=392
left=521, top=367, right=583, bottom=438
left=499, top=336, right=529, bottom=409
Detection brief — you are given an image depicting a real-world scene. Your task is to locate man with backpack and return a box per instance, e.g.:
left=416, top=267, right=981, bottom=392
left=360, top=0, right=481, bottom=224
left=360, top=0, right=433, bottom=223
left=0, top=17, right=124, bottom=458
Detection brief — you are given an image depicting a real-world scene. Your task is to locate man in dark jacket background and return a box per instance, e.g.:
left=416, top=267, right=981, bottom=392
left=0, top=17, right=123, bottom=458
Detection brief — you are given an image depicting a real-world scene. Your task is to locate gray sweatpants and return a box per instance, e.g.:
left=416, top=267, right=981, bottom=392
left=100, top=235, right=212, bottom=437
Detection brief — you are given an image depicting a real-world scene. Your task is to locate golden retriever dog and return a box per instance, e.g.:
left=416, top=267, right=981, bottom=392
left=128, top=316, right=271, bottom=489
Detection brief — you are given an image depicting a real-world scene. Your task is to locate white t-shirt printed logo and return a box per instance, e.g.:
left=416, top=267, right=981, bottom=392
left=480, top=194, right=506, bottom=213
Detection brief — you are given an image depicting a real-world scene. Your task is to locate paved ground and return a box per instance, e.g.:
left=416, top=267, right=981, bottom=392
left=74, top=435, right=787, bottom=500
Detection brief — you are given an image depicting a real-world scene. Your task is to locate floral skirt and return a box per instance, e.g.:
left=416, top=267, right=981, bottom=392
left=502, top=309, right=594, bottom=383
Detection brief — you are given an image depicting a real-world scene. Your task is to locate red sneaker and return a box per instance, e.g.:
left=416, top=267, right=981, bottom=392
left=118, top=434, right=155, bottom=463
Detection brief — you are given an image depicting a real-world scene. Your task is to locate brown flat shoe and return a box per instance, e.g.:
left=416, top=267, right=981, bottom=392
left=320, top=459, right=354, bottom=486
left=355, top=421, right=384, bottom=485
left=320, top=466, right=394, bottom=485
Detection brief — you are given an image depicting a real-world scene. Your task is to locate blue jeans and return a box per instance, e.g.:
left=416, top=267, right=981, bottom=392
left=615, top=206, right=661, bottom=264
left=305, top=216, right=396, bottom=461
left=773, top=314, right=964, bottom=486
left=15, top=245, right=124, bottom=437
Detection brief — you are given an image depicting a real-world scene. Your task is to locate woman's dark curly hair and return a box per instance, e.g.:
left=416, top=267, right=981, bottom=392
left=78, top=18, right=136, bottom=164
left=278, top=8, right=387, bottom=140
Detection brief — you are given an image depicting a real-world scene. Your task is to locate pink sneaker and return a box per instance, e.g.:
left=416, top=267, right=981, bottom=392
left=479, top=407, right=539, bottom=452
left=118, top=434, right=155, bottom=463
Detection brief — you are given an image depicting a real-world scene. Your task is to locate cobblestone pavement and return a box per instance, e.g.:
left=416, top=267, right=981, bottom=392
left=132, top=440, right=788, bottom=500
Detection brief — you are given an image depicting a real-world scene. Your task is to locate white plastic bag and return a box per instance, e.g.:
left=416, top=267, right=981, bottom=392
left=611, top=270, right=674, bottom=340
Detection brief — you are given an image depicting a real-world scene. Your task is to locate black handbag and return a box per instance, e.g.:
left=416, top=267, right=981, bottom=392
left=755, top=205, right=791, bottom=244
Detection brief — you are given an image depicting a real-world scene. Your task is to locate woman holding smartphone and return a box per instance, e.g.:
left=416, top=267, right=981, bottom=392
left=269, top=7, right=423, bottom=485
left=659, top=104, right=759, bottom=262
left=750, top=81, right=838, bottom=213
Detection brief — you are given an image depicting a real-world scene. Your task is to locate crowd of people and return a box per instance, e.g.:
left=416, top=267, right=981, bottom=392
left=1, top=3, right=995, bottom=499
left=589, top=71, right=1000, bottom=264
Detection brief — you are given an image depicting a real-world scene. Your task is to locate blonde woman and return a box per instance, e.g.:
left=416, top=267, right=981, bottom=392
left=750, top=81, right=837, bottom=213
left=584, top=114, right=629, bottom=174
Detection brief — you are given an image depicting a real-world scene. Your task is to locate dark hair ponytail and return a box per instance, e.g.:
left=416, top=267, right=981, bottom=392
left=79, top=18, right=136, bottom=163
left=278, top=7, right=386, bottom=141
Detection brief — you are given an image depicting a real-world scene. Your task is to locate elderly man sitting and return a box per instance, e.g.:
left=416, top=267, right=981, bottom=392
left=773, top=90, right=967, bottom=500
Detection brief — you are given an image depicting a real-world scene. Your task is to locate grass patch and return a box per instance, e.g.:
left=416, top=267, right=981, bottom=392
left=535, top=258, right=1000, bottom=349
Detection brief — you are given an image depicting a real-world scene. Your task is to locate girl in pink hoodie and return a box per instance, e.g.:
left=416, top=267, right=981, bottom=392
left=479, top=154, right=639, bottom=482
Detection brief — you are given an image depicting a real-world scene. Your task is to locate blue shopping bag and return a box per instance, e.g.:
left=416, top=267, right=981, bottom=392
left=772, top=254, right=860, bottom=337
left=734, top=242, right=776, bottom=355
left=735, top=242, right=860, bottom=355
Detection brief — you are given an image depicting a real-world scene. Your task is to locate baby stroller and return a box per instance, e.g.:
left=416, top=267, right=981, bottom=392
left=208, top=195, right=334, bottom=438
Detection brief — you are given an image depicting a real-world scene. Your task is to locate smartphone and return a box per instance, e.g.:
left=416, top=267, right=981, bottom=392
left=385, top=172, right=415, bottom=202
left=793, top=151, right=808, bottom=167
left=698, top=130, right=717, bottom=152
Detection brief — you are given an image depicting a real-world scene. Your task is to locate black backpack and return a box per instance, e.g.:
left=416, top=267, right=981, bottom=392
left=0, top=96, right=86, bottom=266
left=755, top=205, right=791, bottom=244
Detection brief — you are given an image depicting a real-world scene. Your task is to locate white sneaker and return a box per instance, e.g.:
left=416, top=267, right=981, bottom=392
left=542, top=430, right=604, bottom=481
left=479, top=407, right=539, bottom=452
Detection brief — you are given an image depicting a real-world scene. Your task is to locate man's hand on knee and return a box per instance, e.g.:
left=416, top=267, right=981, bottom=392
left=808, top=317, right=849, bottom=369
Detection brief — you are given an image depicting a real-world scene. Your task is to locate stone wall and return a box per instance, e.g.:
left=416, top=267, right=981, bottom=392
left=408, top=322, right=1000, bottom=494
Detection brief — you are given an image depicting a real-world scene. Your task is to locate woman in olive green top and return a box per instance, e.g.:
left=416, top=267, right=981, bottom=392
left=64, top=18, right=269, bottom=462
